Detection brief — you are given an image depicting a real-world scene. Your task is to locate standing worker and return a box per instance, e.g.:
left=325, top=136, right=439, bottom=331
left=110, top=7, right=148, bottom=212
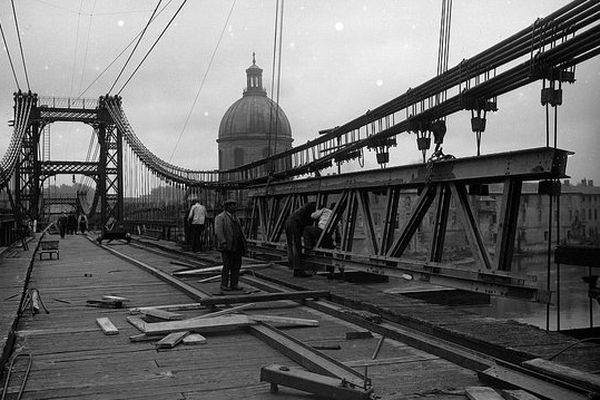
left=215, top=199, right=247, bottom=291
left=285, top=202, right=316, bottom=277
left=57, top=212, right=68, bottom=238
left=303, top=202, right=337, bottom=249
left=78, top=214, right=88, bottom=234
left=188, top=197, right=207, bottom=252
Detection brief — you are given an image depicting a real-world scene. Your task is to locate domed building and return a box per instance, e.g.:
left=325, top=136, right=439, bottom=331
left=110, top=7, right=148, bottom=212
left=218, top=54, right=293, bottom=171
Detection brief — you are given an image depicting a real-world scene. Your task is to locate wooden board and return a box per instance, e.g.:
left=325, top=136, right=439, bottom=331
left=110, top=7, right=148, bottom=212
left=173, top=263, right=272, bottom=276
left=248, top=314, right=319, bottom=327
left=96, top=318, right=118, bottom=335
left=502, top=390, right=542, bottom=400
left=126, top=316, right=147, bottom=333
left=102, top=295, right=131, bottom=302
left=522, top=357, right=600, bottom=392
left=156, top=331, right=189, bottom=349
left=141, top=308, right=184, bottom=321
left=465, top=386, right=504, bottom=400
left=182, top=333, right=207, bottom=345
left=199, top=290, right=329, bottom=307
left=143, top=314, right=254, bottom=335
left=189, top=303, right=255, bottom=320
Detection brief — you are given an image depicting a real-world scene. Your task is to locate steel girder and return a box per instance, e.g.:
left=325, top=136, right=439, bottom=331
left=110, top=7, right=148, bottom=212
left=246, top=147, right=570, bottom=302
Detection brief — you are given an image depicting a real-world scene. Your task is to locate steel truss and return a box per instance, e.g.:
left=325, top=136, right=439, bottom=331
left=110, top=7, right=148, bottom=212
left=247, top=147, right=570, bottom=302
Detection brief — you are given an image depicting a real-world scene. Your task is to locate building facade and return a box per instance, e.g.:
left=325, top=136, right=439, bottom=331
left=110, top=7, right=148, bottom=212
left=217, top=55, right=293, bottom=171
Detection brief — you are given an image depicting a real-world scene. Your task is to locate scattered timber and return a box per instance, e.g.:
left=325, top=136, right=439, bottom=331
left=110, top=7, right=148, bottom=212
left=140, top=308, right=183, bottom=321
left=522, top=357, right=600, bottom=393
left=199, top=290, right=329, bottom=307
left=96, top=317, right=118, bottom=335
left=172, top=263, right=272, bottom=276
left=143, top=314, right=254, bottom=335
left=156, top=331, right=189, bottom=349
left=126, top=316, right=147, bottom=333
left=102, top=295, right=131, bottom=302
left=182, top=333, right=207, bottom=345
left=130, top=303, right=205, bottom=314
left=465, top=387, right=504, bottom=400
left=188, top=303, right=255, bottom=320
left=248, top=315, right=319, bottom=327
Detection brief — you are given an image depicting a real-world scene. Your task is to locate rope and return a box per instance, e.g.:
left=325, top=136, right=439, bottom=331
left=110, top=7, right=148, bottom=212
left=10, top=0, right=30, bottom=91
left=77, top=0, right=98, bottom=92
left=0, top=17, right=21, bottom=90
left=116, top=0, right=189, bottom=95
left=266, top=0, right=280, bottom=160
left=168, top=0, right=237, bottom=162
left=271, top=0, right=285, bottom=158
left=108, top=0, right=163, bottom=94
left=68, top=0, right=84, bottom=96
left=548, top=337, right=600, bottom=361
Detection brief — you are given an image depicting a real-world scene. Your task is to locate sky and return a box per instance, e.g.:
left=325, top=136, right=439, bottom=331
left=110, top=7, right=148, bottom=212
left=0, top=0, right=599, bottom=185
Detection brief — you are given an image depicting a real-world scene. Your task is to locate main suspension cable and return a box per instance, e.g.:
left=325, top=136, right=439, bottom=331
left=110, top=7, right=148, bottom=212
left=116, top=0, right=189, bottom=96
left=108, top=0, right=163, bottom=94
left=0, top=17, right=21, bottom=90
left=10, top=0, right=30, bottom=91
left=78, top=0, right=98, bottom=94
left=168, top=0, right=237, bottom=162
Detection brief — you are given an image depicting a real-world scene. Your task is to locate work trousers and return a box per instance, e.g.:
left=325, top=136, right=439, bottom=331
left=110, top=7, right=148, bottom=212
left=189, top=224, right=205, bottom=252
left=220, top=251, right=242, bottom=288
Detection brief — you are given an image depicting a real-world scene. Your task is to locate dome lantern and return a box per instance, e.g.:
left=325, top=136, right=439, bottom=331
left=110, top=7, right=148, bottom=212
left=244, top=52, right=266, bottom=96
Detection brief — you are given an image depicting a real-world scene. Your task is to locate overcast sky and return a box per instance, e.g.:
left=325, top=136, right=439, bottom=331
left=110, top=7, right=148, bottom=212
left=1, top=0, right=599, bottom=185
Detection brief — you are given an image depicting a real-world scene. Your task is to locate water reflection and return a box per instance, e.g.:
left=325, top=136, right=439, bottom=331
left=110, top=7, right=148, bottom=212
left=461, top=254, right=598, bottom=331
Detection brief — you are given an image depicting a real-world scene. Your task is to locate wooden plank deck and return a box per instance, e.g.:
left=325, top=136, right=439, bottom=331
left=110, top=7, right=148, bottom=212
left=2, top=235, right=480, bottom=399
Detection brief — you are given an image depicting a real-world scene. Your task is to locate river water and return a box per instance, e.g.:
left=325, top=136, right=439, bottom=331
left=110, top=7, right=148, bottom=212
left=461, top=254, right=598, bottom=331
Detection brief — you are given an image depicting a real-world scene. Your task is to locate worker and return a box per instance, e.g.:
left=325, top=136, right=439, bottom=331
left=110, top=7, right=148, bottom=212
left=303, top=202, right=337, bottom=250
left=284, top=201, right=316, bottom=277
left=215, top=199, right=247, bottom=291
left=187, top=197, right=207, bottom=252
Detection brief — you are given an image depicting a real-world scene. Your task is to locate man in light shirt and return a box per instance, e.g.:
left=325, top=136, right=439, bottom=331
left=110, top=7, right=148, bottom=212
left=188, top=198, right=207, bottom=252
left=303, top=203, right=337, bottom=250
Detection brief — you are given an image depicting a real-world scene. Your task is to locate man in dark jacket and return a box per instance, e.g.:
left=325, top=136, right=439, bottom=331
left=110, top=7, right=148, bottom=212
left=285, top=202, right=316, bottom=277
left=215, top=199, right=247, bottom=291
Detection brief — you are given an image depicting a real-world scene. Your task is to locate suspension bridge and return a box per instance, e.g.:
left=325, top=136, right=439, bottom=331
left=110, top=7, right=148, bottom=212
left=1, top=1, right=600, bottom=399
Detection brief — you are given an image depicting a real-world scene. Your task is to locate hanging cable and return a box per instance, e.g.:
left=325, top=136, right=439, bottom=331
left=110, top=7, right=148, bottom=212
left=266, top=0, right=280, bottom=161
left=69, top=0, right=84, bottom=96
left=77, top=0, right=175, bottom=98
left=116, top=0, right=189, bottom=95
left=271, top=0, right=285, bottom=158
left=0, top=17, right=21, bottom=90
left=10, top=0, right=30, bottom=91
left=77, top=0, right=98, bottom=93
left=108, top=0, right=163, bottom=94
left=168, top=0, right=237, bottom=162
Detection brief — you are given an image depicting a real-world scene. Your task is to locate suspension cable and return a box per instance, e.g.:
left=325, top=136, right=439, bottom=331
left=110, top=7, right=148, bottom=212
left=10, top=0, right=30, bottom=91
left=0, top=17, right=21, bottom=90
left=78, top=0, right=98, bottom=93
left=168, top=0, right=237, bottom=162
left=116, top=0, right=189, bottom=95
left=271, top=0, right=285, bottom=158
left=266, top=0, right=280, bottom=160
left=108, top=0, right=163, bottom=94
left=77, top=0, right=175, bottom=98
left=69, top=0, right=84, bottom=96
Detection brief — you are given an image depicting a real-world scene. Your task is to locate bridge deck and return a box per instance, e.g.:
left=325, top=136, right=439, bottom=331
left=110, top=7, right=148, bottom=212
left=1, top=235, right=487, bottom=399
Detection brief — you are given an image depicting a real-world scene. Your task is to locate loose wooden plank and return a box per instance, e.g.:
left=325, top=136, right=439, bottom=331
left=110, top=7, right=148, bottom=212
left=173, top=263, right=272, bottom=276
left=199, top=290, right=329, bottom=307
left=96, top=317, right=118, bottom=335
left=522, top=357, right=600, bottom=392
left=102, top=295, right=131, bottom=302
left=143, top=314, right=254, bottom=335
left=478, top=366, right=587, bottom=400
left=188, top=303, right=255, bottom=320
left=502, top=390, right=542, bottom=400
left=197, top=275, right=221, bottom=283
left=141, top=308, right=184, bottom=321
left=156, top=331, right=189, bottom=349
left=249, top=323, right=365, bottom=389
left=248, top=315, right=319, bottom=327
left=129, top=333, right=163, bottom=342
left=126, top=316, right=147, bottom=332
left=465, top=387, right=504, bottom=400
left=129, top=303, right=205, bottom=314
left=182, top=333, right=207, bottom=345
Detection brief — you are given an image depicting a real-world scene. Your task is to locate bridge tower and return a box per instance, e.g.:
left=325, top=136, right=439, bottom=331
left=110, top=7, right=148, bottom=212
left=11, top=92, right=123, bottom=231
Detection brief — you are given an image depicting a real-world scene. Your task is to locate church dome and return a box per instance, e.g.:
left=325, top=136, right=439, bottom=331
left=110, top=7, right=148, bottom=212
left=218, top=56, right=292, bottom=140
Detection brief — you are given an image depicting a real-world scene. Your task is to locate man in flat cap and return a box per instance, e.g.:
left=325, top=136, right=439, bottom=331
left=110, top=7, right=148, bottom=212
left=215, top=199, right=247, bottom=291
left=188, top=196, right=207, bottom=252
